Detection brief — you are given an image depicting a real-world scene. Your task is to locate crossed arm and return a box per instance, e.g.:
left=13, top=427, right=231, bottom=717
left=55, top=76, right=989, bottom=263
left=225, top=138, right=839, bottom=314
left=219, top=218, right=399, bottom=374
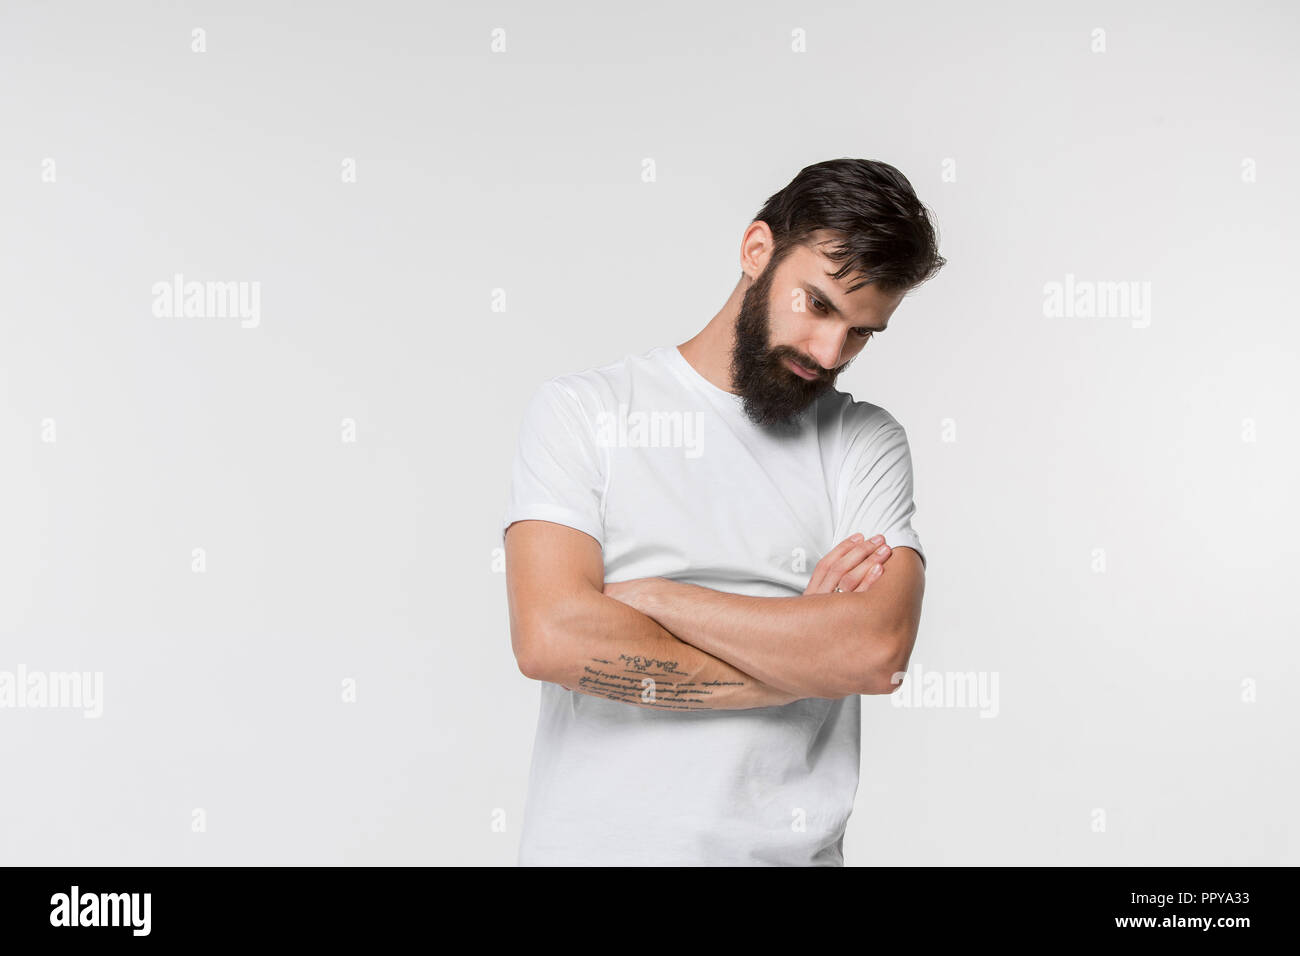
left=505, top=519, right=801, bottom=710
left=504, top=519, right=925, bottom=709
left=604, top=545, right=924, bottom=699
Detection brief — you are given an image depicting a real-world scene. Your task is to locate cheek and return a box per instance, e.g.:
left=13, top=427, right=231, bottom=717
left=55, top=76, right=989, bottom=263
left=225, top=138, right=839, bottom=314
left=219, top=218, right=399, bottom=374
left=765, top=309, right=804, bottom=350
left=835, top=339, right=859, bottom=363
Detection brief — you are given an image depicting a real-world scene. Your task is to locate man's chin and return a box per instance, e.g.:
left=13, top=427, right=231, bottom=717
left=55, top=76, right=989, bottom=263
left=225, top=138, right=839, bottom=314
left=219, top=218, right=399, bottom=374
left=739, top=389, right=822, bottom=429
left=732, top=350, right=834, bottom=427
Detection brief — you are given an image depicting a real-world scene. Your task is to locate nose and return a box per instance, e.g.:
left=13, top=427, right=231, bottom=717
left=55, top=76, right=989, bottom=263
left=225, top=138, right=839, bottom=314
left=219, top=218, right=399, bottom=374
left=805, top=325, right=849, bottom=371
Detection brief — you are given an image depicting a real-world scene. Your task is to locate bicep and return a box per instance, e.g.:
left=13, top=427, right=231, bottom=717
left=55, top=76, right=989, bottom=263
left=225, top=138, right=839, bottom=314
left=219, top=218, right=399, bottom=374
left=843, top=545, right=925, bottom=694
left=504, top=519, right=604, bottom=673
left=873, top=545, right=925, bottom=648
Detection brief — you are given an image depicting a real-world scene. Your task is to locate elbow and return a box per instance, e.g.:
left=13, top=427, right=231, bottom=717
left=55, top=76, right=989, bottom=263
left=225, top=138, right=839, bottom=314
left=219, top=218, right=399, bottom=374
left=852, top=628, right=914, bottom=696
left=858, top=666, right=908, bottom=696
left=516, top=645, right=547, bottom=682
left=512, top=618, right=558, bottom=682
left=510, top=593, right=589, bottom=683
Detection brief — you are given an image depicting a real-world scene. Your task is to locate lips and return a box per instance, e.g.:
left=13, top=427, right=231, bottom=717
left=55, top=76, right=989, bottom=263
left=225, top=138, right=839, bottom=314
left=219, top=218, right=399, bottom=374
left=783, top=357, right=820, bottom=381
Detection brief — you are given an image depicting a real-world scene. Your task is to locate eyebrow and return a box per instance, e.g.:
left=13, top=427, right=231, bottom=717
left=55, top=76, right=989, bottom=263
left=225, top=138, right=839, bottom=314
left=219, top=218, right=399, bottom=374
left=804, top=282, right=888, bottom=332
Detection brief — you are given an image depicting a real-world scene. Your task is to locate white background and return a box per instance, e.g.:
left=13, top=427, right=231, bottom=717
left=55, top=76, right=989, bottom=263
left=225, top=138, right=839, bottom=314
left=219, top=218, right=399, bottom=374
left=2, top=0, right=1296, bottom=865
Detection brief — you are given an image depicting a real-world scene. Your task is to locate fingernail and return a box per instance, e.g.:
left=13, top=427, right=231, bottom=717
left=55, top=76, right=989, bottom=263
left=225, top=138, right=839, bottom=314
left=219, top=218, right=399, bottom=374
left=876, top=544, right=890, bottom=555
left=869, top=564, right=883, bottom=576
left=870, top=535, right=885, bottom=545
left=850, top=533, right=864, bottom=542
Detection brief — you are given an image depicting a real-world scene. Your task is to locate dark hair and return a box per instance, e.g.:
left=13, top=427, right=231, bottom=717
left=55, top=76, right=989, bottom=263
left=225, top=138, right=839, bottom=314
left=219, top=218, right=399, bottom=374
left=750, top=158, right=945, bottom=295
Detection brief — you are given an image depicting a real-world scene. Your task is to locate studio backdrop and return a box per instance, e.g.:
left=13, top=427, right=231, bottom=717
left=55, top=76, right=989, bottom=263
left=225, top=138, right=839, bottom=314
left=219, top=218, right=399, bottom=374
left=1, top=0, right=1296, bottom=865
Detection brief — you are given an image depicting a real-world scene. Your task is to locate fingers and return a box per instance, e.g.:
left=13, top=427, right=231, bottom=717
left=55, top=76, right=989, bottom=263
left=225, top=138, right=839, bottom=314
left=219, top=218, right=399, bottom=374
left=805, top=534, right=892, bottom=594
left=839, top=539, right=893, bottom=592
left=825, top=538, right=891, bottom=593
left=839, top=553, right=887, bottom=592
left=805, top=534, right=866, bottom=594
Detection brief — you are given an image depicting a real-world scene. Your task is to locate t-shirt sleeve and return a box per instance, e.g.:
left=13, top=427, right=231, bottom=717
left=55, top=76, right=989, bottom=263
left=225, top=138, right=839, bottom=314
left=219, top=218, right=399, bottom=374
left=838, top=416, right=927, bottom=570
left=501, top=378, right=607, bottom=549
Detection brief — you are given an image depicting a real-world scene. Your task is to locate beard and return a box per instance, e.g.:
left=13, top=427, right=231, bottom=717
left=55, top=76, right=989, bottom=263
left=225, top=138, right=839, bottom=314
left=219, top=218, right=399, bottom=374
left=729, top=260, right=849, bottom=430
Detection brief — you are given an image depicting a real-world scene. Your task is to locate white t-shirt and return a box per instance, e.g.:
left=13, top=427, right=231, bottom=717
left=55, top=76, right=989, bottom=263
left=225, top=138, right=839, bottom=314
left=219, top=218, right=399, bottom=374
left=501, top=344, right=926, bottom=866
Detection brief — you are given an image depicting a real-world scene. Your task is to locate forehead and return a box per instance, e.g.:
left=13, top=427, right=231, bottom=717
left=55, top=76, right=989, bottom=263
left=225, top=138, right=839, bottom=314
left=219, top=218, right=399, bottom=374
left=777, top=239, right=904, bottom=310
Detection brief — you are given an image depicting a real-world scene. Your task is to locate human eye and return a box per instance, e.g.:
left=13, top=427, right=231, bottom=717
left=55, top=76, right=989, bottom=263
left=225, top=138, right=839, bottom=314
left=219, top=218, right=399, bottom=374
left=808, top=295, right=830, bottom=314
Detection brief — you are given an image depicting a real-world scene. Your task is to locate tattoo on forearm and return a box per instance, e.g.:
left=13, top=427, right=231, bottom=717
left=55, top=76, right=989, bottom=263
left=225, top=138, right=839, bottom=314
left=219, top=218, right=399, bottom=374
left=572, top=656, right=744, bottom=710
left=617, top=653, right=682, bottom=674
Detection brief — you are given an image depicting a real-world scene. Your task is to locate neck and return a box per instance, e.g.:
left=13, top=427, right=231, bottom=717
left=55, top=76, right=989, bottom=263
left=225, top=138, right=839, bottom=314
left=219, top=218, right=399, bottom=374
left=677, top=278, right=746, bottom=394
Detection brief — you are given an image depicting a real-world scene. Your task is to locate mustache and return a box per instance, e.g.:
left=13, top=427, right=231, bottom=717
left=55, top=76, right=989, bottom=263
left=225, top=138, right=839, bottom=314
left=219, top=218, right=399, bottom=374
left=770, top=348, right=848, bottom=380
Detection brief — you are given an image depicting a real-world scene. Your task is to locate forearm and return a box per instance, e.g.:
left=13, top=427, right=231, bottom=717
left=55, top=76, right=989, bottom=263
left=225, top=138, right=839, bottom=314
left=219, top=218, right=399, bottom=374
left=533, top=592, right=800, bottom=711
left=634, top=581, right=901, bottom=699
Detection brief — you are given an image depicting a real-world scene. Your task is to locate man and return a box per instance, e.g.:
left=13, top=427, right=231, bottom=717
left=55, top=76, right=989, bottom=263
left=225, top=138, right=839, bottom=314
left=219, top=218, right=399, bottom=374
left=501, top=158, right=945, bottom=866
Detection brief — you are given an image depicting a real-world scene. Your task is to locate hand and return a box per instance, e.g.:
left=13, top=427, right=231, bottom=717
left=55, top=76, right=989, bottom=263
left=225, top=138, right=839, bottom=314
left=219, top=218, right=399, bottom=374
left=804, top=533, right=892, bottom=595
